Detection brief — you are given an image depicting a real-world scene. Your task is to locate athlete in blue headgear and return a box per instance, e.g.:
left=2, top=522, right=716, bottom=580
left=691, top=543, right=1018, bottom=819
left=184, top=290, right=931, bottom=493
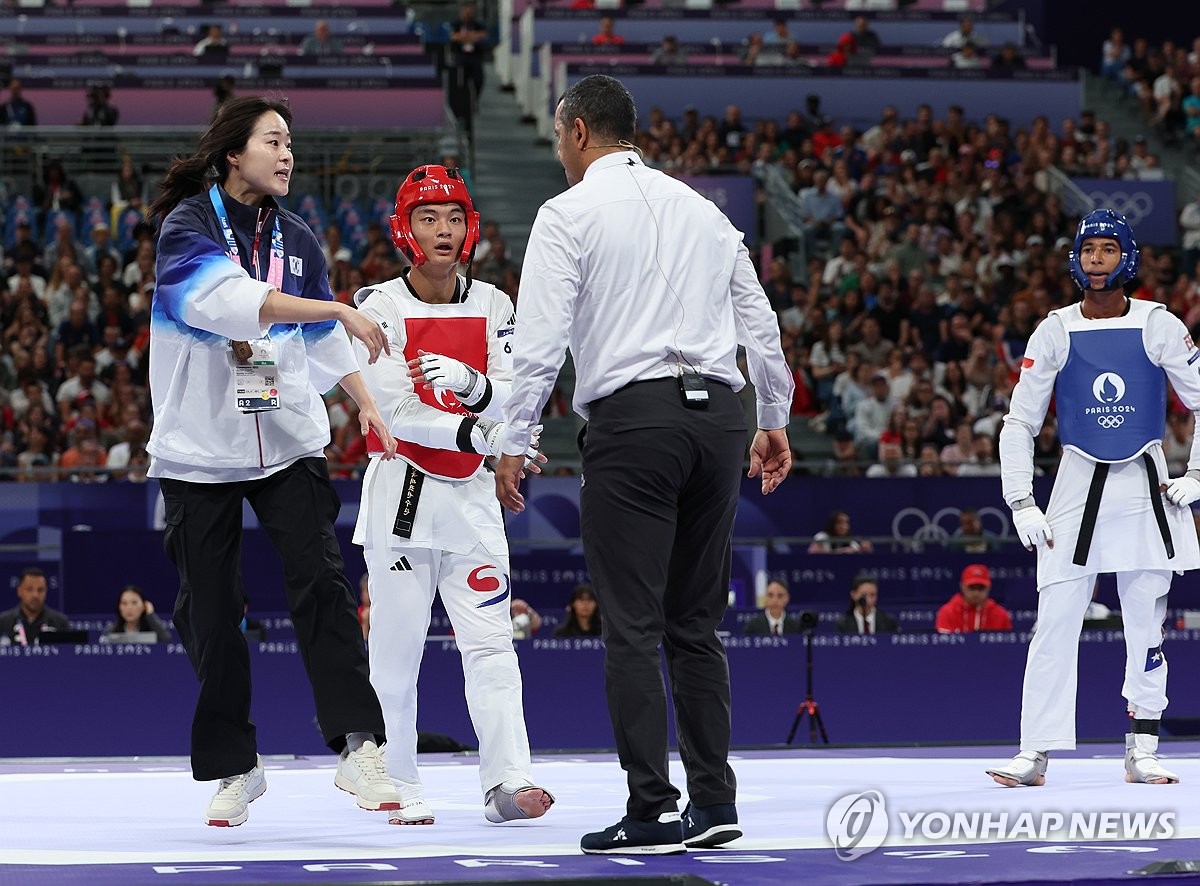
left=988, top=208, right=1200, bottom=787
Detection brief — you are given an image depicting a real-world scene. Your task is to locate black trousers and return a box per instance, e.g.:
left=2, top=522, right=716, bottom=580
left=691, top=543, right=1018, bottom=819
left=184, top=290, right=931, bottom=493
left=580, top=378, right=746, bottom=820
left=161, top=457, right=385, bottom=781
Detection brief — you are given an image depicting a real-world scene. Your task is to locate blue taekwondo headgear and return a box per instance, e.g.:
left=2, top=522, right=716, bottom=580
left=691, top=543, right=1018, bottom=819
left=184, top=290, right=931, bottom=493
left=1068, top=208, right=1140, bottom=292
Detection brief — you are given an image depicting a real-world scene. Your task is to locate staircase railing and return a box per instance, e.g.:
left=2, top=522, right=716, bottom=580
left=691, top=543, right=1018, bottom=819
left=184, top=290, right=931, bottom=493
left=761, top=163, right=807, bottom=245
left=1044, top=165, right=1095, bottom=217
left=1180, top=167, right=1200, bottom=205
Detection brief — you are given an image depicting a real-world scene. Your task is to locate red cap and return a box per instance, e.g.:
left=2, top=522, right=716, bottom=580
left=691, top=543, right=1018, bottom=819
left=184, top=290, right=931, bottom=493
left=961, top=564, right=991, bottom=587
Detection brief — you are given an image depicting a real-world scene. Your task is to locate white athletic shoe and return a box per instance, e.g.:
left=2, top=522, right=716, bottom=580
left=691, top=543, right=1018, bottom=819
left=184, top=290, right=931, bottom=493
left=388, top=796, right=435, bottom=825
left=1125, top=733, right=1180, bottom=784
left=204, top=756, right=266, bottom=827
left=986, top=750, right=1048, bottom=787
left=334, top=741, right=402, bottom=811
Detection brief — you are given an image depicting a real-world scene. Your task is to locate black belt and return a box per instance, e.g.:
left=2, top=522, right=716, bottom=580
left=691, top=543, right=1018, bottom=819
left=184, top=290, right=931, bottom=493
left=1073, top=462, right=1109, bottom=566
left=586, top=375, right=732, bottom=415
left=1071, top=455, right=1175, bottom=566
left=391, top=463, right=424, bottom=540
left=1142, top=452, right=1175, bottom=560
left=626, top=376, right=730, bottom=391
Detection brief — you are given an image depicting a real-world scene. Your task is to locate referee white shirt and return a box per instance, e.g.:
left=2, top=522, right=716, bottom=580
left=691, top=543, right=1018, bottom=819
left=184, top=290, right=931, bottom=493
left=500, top=151, right=793, bottom=456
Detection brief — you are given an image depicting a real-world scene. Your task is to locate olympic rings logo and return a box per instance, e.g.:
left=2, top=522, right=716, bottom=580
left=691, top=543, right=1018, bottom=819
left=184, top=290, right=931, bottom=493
left=1097, top=414, right=1125, bottom=430
left=891, top=506, right=1012, bottom=544
left=1087, top=191, right=1154, bottom=226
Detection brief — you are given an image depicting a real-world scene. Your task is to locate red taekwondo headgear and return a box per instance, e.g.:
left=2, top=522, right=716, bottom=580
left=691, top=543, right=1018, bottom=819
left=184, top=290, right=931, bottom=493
left=389, top=165, right=481, bottom=267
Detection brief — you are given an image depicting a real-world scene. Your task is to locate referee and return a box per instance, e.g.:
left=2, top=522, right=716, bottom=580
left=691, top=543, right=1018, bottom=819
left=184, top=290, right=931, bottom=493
left=495, top=75, right=793, bottom=855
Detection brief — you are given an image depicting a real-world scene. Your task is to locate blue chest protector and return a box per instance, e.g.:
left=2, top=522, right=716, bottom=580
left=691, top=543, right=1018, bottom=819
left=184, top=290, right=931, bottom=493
left=1056, top=327, right=1165, bottom=463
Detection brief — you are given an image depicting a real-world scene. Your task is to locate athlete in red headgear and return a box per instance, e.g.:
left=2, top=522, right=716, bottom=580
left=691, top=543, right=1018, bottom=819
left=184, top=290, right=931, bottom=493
left=350, top=165, right=553, bottom=825
left=389, top=164, right=481, bottom=268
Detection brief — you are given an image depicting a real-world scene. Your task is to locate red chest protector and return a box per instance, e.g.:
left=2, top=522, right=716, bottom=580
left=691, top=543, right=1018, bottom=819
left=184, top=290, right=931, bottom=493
left=397, top=315, right=488, bottom=479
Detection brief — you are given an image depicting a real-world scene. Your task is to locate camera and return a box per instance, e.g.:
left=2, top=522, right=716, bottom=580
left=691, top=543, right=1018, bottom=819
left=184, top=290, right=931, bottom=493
left=798, top=611, right=819, bottom=631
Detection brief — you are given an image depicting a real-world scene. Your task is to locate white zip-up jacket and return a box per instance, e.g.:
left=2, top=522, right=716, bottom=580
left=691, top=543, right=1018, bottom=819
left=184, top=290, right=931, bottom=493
left=147, top=187, right=355, bottom=480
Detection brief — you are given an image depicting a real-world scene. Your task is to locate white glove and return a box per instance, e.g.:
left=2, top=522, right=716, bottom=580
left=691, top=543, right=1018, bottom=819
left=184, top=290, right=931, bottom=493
left=465, top=418, right=543, bottom=466
left=468, top=416, right=505, bottom=457
left=412, top=351, right=487, bottom=406
left=1011, top=497, right=1053, bottom=550
left=1164, top=470, right=1200, bottom=507
left=525, top=423, right=544, bottom=468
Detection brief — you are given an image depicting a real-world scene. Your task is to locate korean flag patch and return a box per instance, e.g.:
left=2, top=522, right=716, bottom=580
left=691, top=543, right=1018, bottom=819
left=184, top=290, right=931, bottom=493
left=289, top=256, right=303, bottom=276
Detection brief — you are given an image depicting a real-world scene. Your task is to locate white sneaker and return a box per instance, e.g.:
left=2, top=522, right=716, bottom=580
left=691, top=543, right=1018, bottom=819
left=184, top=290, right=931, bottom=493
left=334, top=741, right=402, bottom=811
left=1125, top=733, right=1180, bottom=784
left=985, top=751, right=1048, bottom=787
left=205, top=756, right=266, bottom=827
left=388, top=796, right=435, bottom=825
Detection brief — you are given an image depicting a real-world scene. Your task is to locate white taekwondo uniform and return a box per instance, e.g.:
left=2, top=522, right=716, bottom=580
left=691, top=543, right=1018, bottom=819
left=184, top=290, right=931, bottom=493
left=999, top=299, right=1200, bottom=750
left=352, top=272, right=535, bottom=799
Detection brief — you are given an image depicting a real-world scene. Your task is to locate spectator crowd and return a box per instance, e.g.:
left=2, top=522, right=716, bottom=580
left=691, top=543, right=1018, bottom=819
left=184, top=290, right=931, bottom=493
left=2, top=25, right=1198, bottom=486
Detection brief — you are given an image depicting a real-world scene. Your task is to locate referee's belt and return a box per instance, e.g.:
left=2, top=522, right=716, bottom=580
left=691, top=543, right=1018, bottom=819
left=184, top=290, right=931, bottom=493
left=614, top=375, right=732, bottom=395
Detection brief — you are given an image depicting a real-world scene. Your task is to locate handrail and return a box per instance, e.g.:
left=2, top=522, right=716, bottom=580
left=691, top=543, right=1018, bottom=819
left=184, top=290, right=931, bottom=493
left=0, top=124, right=460, bottom=207
left=760, top=163, right=807, bottom=242
left=1043, top=164, right=1094, bottom=217
left=1180, top=167, right=1200, bottom=204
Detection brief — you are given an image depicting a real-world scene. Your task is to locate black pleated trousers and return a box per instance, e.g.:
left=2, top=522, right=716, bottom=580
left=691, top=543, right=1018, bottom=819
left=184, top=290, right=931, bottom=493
left=580, top=378, right=746, bottom=820
left=161, top=457, right=385, bottom=781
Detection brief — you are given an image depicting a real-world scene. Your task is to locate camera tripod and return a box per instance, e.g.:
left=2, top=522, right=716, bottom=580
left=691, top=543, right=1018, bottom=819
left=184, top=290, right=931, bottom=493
left=786, top=625, right=829, bottom=744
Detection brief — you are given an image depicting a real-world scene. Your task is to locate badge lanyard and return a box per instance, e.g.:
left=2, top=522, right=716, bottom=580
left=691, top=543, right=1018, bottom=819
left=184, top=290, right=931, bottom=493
left=208, top=184, right=284, bottom=289
left=210, top=185, right=284, bottom=413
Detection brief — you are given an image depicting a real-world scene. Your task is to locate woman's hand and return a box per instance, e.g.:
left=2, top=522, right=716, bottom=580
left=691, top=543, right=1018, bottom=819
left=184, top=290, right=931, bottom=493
left=339, top=305, right=391, bottom=364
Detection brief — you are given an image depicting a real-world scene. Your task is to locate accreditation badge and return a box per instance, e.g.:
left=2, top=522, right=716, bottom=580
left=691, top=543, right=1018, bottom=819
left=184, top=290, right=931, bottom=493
left=232, top=337, right=281, bottom=413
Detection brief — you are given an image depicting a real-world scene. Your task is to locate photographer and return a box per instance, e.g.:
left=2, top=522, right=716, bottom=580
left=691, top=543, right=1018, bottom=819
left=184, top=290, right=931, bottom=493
left=835, top=575, right=900, bottom=635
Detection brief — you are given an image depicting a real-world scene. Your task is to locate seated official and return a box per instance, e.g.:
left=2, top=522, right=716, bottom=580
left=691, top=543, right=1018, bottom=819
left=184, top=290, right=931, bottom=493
left=554, top=583, right=602, bottom=638
left=743, top=580, right=804, bottom=636
left=102, top=584, right=171, bottom=642
left=935, top=564, right=1013, bottom=633
left=834, top=575, right=900, bottom=634
left=0, top=567, right=71, bottom=646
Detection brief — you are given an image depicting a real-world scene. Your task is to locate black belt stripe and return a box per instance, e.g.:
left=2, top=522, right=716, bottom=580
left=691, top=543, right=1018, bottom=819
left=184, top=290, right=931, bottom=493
left=1142, top=453, right=1175, bottom=560
left=1073, top=462, right=1109, bottom=567
left=392, top=464, right=424, bottom=540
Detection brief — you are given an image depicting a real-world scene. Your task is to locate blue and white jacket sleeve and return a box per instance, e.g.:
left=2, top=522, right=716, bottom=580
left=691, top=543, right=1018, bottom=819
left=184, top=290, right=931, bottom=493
left=155, top=207, right=271, bottom=341
left=299, top=239, right=357, bottom=394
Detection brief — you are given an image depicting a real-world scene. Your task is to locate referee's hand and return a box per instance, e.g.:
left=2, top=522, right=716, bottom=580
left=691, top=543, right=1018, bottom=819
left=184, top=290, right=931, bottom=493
left=495, top=453, right=527, bottom=513
left=748, top=428, right=791, bottom=495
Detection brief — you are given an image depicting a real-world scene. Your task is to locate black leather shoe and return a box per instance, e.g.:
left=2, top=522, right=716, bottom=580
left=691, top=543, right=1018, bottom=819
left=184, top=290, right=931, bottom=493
left=682, top=801, right=741, bottom=848
left=580, top=813, right=686, bottom=855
